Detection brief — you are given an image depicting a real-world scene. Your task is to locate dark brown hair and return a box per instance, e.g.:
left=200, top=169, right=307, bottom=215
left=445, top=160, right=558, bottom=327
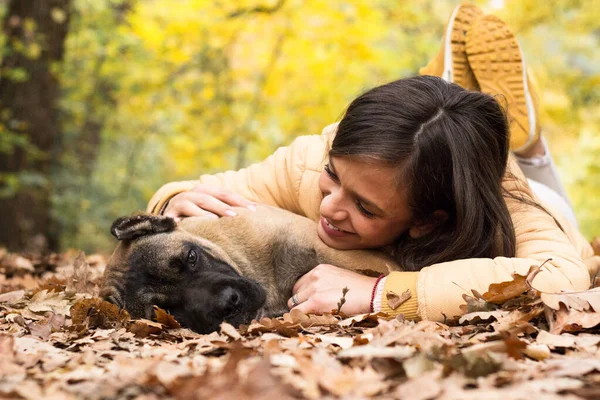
left=330, top=76, right=515, bottom=271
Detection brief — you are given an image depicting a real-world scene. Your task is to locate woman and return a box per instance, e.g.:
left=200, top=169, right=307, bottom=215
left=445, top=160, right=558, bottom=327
left=147, top=8, right=598, bottom=321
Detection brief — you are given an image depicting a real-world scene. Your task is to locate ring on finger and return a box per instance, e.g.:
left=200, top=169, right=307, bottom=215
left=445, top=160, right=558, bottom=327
left=291, top=293, right=301, bottom=308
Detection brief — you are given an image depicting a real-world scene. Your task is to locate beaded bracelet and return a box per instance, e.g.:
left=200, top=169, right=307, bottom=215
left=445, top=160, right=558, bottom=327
left=369, top=274, right=386, bottom=313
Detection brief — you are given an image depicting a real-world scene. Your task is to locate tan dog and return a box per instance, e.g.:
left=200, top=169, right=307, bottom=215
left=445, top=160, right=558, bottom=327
left=101, top=205, right=400, bottom=333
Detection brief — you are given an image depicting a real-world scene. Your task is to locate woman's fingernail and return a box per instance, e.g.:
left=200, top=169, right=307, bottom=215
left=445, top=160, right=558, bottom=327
left=247, top=204, right=257, bottom=212
left=225, top=210, right=237, bottom=217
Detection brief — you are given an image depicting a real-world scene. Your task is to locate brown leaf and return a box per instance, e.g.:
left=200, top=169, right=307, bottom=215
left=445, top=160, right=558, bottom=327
left=284, top=308, right=339, bottom=327
left=338, top=312, right=387, bottom=328
left=386, top=289, right=411, bottom=310
left=541, top=287, right=600, bottom=312
left=220, top=321, right=241, bottom=340
left=535, top=330, right=577, bottom=348
left=35, top=276, right=67, bottom=293
left=547, top=304, right=600, bottom=334
left=153, top=305, right=181, bottom=329
left=482, top=273, right=528, bottom=304
left=491, top=307, right=542, bottom=335
left=70, top=297, right=130, bottom=329
left=501, top=331, right=527, bottom=360
left=523, top=343, right=551, bottom=360
left=26, top=289, right=71, bottom=316
left=0, top=253, right=34, bottom=274
left=68, top=251, right=97, bottom=295
left=459, top=310, right=510, bottom=324
left=0, top=289, right=25, bottom=304
left=27, top=312, right=66, bottom=341
left=460, top=291, right=497, bottom=314
left=128, top=319, right=164, bottom=338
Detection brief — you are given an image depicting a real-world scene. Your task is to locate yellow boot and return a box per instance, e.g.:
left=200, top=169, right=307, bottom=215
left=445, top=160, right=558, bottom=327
left=465, top=14, right=540, bottom=154
left=419, top=2, right=483, bottom=91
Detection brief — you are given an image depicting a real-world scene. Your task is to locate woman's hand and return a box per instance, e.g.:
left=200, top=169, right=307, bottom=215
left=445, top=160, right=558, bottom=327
left=288, top=264, right=378, bottom=315
left=163, top=183, right=257, bottom=220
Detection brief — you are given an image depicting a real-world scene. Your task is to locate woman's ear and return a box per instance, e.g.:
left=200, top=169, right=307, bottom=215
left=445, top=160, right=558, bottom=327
left=408, top=210, right=448, bottom=239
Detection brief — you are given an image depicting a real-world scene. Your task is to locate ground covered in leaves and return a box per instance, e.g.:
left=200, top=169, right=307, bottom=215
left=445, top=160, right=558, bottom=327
left=1, top=246, right=600, bottom=400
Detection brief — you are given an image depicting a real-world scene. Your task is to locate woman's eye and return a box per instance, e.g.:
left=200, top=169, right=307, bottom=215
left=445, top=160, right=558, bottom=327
left=324, top=164, right=339, bottom=182
left=356, top=200, right=376, bottom=219
left=187, top=249, right=198, bottom=265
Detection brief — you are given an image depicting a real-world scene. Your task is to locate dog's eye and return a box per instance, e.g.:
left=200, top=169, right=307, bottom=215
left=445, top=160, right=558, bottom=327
left=187, top=249, right=198, bottom=265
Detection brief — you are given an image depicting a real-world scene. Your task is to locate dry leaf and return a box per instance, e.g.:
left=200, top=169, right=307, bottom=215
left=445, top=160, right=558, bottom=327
left=337, top=344, right=415, bottom=360
left=70, top=297, right=130, bottom=329
left=3, top=246, right=600, bottom=400
left=153, top=305, right=181, bottom=329
left=338, top=312, right=387, bottom=327
left=0, top=253, right=34, bottom=274
left=482, top=273, right=528, bottom=304
left=386, top=289, right=411, bottom=310
left=535, top=330, right=577, bottom=348
left=220, top=322, right=241, bottom=340
left=459, top=310, right=510, bottom=324
left=460, top=291, right=497, bottom=314
left=501, top=331, right=527, bottom=360
left=128, top=319, right=164, bottom=338
left=523, top=343, right=551, bottom=360
left=490, top=307, right=543, bottom=335
left=541, top=287, right=600, bottom=312
left=26, top=289, right=71, bottom=316
left=547, top=304, right=600, bottom=334
left=0, top=289, right=25, bottom=304
left=69, top=251, right=97, bottom=295
left=27, top=313, right=66, bottom=341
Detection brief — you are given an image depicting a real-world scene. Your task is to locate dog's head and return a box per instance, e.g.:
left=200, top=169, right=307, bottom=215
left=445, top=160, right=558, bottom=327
left=100, top=214, right=266, bottom=333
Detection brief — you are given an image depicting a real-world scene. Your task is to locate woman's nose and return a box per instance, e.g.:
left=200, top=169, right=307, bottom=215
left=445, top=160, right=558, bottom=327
left=321, top=189, right=348, bottom=221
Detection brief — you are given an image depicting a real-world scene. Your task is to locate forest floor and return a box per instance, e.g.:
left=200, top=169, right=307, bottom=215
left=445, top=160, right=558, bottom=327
left=1, top=245, right=600, bottom=400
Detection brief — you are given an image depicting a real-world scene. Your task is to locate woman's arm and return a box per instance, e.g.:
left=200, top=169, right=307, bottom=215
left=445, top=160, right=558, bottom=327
left=289, top=158, right=594, bottom=320
left=146, top=128, right=335, bottom=217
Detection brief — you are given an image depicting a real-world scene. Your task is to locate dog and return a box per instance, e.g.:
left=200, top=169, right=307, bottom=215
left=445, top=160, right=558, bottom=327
left=100, top=205, right=400, bottom=333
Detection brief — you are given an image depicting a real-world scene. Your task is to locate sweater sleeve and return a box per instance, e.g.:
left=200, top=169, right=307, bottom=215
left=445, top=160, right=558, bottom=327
left=146, top=132, right=332, bottom=216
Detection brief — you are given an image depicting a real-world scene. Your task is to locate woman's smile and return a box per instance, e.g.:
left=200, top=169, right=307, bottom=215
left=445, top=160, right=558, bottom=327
left=320, top=216, right=354, bottom=237
left=316, top=156, right=415, bottom=250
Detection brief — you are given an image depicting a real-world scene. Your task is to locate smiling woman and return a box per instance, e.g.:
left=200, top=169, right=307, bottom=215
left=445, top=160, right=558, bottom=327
left=145, top=10, right=598, bottom=322
left=147, top=75, right=595, bottom=321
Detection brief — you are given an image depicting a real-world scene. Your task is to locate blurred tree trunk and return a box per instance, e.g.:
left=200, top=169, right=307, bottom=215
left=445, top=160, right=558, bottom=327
left=0, top=0, right=71, bottom=252
left=70, top=0, right=133, bottom=182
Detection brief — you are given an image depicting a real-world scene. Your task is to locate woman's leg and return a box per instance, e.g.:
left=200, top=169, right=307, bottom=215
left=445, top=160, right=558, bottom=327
left=514, top=136, right=573, bottom=207
left=527, top=177, right=578, bottom=229
left=463, top=14, right=577, bottom=221
left=421, top=9, right=577, bottom=223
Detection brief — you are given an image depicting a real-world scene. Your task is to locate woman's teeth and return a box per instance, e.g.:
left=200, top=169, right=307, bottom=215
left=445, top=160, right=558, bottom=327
left=326, top=219, right=342, bottom=232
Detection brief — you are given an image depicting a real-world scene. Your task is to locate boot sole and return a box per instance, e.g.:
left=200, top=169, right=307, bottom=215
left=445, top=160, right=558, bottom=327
left=466, top=15, right=537, bottom=151
left=443, top=3, right=482, bottom=89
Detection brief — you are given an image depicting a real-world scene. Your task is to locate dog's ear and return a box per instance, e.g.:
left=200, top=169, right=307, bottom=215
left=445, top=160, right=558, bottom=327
left=111, top=214, right=176, bottom=240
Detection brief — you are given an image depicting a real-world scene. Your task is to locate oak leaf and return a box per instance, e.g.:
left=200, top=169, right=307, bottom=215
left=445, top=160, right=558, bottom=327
left=70, top=297, right=130, bottom=329
left=482, top=273, right=528, bottom=304
left=153, top=305, right=181, bottom=329
left=540, top=287, right=600, bottom=312
left=546, top=304, right=600, bottom=334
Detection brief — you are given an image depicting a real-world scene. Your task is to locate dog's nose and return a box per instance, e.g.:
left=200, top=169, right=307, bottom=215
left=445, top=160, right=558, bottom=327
left=220, top=287, right=241, bottom=316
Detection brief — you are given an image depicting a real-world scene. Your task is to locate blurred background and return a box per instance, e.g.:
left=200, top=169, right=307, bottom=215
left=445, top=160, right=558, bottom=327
left=0, top=0, right=598, bottom=254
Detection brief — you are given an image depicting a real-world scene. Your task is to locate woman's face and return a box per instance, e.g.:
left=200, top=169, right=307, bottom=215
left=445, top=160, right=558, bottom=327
left=317, top=156, right=415, bottom=250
